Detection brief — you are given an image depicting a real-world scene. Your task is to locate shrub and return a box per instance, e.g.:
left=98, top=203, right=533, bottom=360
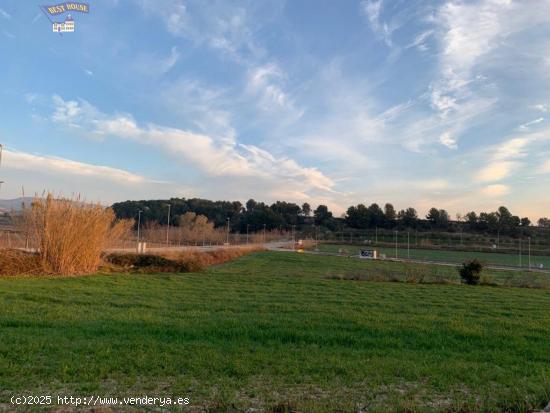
left=103, top=246, right=264, bottom=274
left=458, top=259, right=484, bottom=285
left=104, top=253, right=187, bottom=273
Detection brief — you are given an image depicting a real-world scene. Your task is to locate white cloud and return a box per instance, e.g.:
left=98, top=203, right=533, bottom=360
left=360, top=0, right=394, bottom=47
left=3, top=149, right=152, bottom=184
left=138, top=0, right=265, bottom=63
left=160, top=79, right=236, bottom=141
left=532, top=104, right=549, bottom=113
left=479, top=184, right=510, bottom=197
left=246, top=63, right=301, bottom=115
left=406, top=29, right=434, bottom=51
left=475, top=160, right=518, bottom=182
left=49, top=95, right=335, bottom=200
left=439, top=132, right=457, bottom=149
left=85, top=69, right=94, bottom=76
left=517, top=117, right=544, bottom=131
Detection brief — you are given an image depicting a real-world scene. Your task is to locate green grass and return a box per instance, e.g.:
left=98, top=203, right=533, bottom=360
left=1, top=251, right=549, bottom=412
left=315, top=243, right=550, bottom=268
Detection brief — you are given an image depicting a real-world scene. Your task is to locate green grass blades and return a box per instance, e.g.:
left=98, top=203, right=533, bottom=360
left=0, top=251, right=549, bottom=412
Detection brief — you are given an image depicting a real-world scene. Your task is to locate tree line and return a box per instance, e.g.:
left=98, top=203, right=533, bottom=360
left=111, top=198, right=550, bottom=236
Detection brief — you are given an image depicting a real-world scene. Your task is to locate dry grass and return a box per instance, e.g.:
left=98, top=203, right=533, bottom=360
left=0, top=249, right=42, bottom=276
left=2, top=194, right=131, bottom=276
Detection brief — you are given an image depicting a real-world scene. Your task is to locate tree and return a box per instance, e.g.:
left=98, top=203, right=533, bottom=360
left=314, top=205, right=333, bottom=227
left=520, top=217, right=531, bottom=227
left=246, top=199, right=257, bottom=212
left=301, top=202, right=311, bottom=217
left=465, top=211, right=478, bottom=229
left=398, top=207, right=418, bottom=227
left=426, top=208, right=440, bottom=225
left=538, top=217, right=550, bottom=228
left=384, top=203, right=396, bottom=222
left=367, top=203, right=385, bottom=228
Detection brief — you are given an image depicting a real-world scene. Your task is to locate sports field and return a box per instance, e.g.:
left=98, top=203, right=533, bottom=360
left=1, top=251, right=549, bottom=412
left=313, top=243, right=550, bottom=269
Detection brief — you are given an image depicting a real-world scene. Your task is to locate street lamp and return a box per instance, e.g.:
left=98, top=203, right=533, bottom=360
left=165, top=203, right=171, bottom=245
left=528, top=236, right=531, bottom=270
left=137, top=210, right=143, bottom=252
left=226, top=217, right=230, bottom=245
left=394, top=230, right=398, bottom=259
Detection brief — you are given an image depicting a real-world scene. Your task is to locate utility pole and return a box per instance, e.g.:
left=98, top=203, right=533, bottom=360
left=165, top=203, right=171, bottom=245
left=263, top=224, right=266, bottom=244
left=407, top=231, right=410, bottom=259
left=226, top=217, right=230, bottom=245
left=375, top=227, right=378, bottom=244
left=246, top=224, right=249, bottom=244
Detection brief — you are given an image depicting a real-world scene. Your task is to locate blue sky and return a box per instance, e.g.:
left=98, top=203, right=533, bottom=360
left=1, top=0, right=550, bottom=220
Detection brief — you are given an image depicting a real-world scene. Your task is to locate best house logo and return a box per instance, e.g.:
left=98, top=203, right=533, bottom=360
left=39, top=2, right=90, bottom=34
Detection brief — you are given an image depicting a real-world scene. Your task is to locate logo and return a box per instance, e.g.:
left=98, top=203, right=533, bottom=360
left=39, top=2, right=90, bottom=34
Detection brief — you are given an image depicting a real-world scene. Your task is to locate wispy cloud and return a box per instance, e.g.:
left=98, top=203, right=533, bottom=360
left=0, top=8, right=11, bottom=19
left=406, top=29, right=434, bottom=51
left=360, top=0, right=395, bottom=47
left=49, top=95, right=336, bottom=201
left=532, top=104, right=549, bottom=113
left=479, top=184, right=510, bottom=197
left=133, top=46, right=180, bottom=76
left=517, top=117, right=544, bottom=131
left=3, top=149, right=152, bottom=185
left=439, top=132, right=457, bottom=150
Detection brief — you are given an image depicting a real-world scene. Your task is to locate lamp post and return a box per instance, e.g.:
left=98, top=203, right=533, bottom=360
left=137, top=210, right=143, bottom=252
left=394, top=230, right=398, bottom=259
left=226, top=217, right=230, bottom=245
left=528, top=236, right=531, bottom=270
left=246, top=224, right=249, bottom=245
left=165, top=203, right=171, bottom=245
left=519, top=238, right=522, bottom=267
left=263, top=224, right=266, bottom=244
left=407, top=231, right=410, bottom=259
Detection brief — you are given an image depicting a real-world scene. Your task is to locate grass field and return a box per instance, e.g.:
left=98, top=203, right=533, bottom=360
left=1, top=251, right=549, bottom=412
left=313, top=243, right=550, bottom=269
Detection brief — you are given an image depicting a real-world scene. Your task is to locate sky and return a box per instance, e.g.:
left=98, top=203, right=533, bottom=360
left=0, top=0, right=550, bottom=220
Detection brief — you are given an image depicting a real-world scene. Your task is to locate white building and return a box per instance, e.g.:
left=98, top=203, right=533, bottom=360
left=52, top=15, right=75, bottom=33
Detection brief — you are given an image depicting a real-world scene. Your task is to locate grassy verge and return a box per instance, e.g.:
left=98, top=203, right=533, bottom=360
left=1, top=251, right=549, bottom=412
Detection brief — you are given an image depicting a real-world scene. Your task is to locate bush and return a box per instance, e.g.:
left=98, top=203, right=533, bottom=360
left=104, top=253, right=187, bottom=273
left=459, top=259, right=484, bottom=285
left=103, top=246, right=264, bottom=274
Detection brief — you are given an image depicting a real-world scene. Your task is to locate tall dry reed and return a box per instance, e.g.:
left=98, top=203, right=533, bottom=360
left=23, top=194, right=130, bottom=275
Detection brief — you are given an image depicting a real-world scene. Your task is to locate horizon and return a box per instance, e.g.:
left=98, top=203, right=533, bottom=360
left=1, top=1, right=550, bottom=220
